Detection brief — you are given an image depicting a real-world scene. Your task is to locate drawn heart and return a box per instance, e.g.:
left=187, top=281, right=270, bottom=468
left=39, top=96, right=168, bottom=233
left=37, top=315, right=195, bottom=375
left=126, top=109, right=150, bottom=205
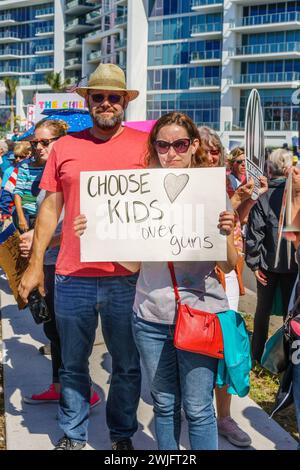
left=164, top=173, right=189, bottom=204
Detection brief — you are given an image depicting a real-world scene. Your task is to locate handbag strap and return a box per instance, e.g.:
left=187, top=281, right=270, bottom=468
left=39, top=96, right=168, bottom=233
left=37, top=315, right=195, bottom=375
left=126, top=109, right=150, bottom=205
left=168, top=262, right=181, bottom=305
left=287, top=286, right=300, bottom=322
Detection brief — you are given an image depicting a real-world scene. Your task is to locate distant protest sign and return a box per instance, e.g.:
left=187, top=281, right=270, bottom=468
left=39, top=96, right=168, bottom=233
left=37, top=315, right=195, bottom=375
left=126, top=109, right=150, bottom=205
left=245, top=89, right=265, bottom=200
left=0, top=223, right=28, bottom=309
left=80, top=168, right=227, bottom=262
left=35, top=93, right=87, bottom=123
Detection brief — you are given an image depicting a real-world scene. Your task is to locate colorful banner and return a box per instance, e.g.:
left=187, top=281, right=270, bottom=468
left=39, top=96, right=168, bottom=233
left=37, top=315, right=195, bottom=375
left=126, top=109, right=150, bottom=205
left=35, top=93, right=87, bottom=123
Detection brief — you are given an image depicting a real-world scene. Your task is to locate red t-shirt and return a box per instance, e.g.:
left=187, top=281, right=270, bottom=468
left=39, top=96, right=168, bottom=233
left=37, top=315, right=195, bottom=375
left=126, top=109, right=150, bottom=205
left=40, top=127, right=148, bottom=276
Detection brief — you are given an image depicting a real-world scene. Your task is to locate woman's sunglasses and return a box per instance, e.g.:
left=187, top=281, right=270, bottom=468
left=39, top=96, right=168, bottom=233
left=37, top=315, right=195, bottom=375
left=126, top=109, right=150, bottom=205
left=154, top=138, right=191, bottom=155
left=30, top=137, right=59, bottom=149
left=89, top=93, right=123, bottom=104
left=234, top=159, right=245, bottom=165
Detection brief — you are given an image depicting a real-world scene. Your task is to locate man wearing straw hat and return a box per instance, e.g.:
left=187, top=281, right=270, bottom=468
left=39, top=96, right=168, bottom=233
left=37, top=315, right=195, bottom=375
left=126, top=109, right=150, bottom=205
left=18, top=64, right=147, bottom=450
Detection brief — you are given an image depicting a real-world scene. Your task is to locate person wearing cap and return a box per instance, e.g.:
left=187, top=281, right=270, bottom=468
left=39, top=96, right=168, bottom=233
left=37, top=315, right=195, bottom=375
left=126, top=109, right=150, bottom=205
left=18, top=63, right=147, bottom=450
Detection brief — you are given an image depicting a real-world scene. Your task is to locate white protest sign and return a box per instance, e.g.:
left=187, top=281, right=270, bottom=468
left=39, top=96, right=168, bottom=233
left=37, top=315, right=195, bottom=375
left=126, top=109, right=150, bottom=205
left=80, top=168, right=227, bottom=262
left=34, top=93, right=87, bottom=123
left=245, top=89, right=265, bottom=200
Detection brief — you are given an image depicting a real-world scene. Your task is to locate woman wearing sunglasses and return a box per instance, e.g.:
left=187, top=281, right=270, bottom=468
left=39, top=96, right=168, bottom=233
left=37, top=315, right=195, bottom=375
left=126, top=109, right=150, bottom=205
left=13, top=123, right=62, bottom=233
left=198, top=127, right=257, bottom=448
left=74, top=112, right=237, bottom=450
left=227, top=147, right=247, bottom=192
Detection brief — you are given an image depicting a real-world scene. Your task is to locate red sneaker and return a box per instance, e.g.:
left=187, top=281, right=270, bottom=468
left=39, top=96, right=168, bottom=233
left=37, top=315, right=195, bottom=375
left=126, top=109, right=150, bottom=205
left=23, top=384, right=60, bottom=404
left=23, top=385, right=101, bottom=408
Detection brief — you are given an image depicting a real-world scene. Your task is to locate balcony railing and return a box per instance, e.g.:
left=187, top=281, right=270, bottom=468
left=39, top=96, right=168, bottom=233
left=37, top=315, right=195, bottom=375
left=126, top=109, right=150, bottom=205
left=35, top=26, right=54, bottom=35
left=35, top=62, right=54, bottom=70
left=190, top=49, right=221, bottom=61
left=0, top=48, right=22, bottom=56
left=0, top=31, right=19, bottom=39
left=65, top=18, right=90, bottom=29
left=35, top=7, right=54, bottom=17
left=238, top=121, right=298, bottom=131
left=200, top=121, right=220, bottom=130
left=235, top=11, right=300, bottom=27
left=88, top=50, right=102, bottom=61
left=0, top=66, right=21, bottom=73
left=115, top=15, right=127, bottom=25
left=66, top=57, right=81, bottom=67
left=115, top=38, right=127, bottom=49
left=65, top=38, right=82, bottom=48
left=238, top=71, right=300, bottom=84
left=35, top=45, right=54, bottom=52
left=191, top=0, right=223, bottom=6
left=230, top=41, right=300, bottom=56
left=0, top=13, right=16, bottom=22
left=190, top=77, right=220, bottom=87
left=86, top=10, right=101, bottom=22
left=66, top=0, right=95, bottom=9
left=191, top=23, right=222, bottom=34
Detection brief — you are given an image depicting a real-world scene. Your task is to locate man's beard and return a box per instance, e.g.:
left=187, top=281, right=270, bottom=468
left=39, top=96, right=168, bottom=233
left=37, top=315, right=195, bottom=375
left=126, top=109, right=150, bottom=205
left=91, top=107, right=124, bottom=130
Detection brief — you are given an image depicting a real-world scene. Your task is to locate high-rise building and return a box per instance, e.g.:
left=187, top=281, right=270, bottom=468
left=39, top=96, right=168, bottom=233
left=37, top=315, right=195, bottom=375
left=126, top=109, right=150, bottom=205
left=0, top=0, right=64, bottom=126
left=1, top=0, right=299, bottom=147
left=221, top=0, right=300, bottom=148
left=83, top=0, right=300, bottom=147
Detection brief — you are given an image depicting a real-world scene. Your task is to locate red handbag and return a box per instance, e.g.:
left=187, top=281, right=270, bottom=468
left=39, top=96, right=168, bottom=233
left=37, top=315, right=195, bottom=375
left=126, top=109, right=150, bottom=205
left=168, top=262, right=224, bottom=359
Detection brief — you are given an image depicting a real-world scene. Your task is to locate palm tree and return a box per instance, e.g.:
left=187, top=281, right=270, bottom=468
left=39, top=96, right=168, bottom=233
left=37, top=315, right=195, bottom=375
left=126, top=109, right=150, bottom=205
left=45, top=71, right=71, bottom=92
left=4, top=77, right=18, bottom=132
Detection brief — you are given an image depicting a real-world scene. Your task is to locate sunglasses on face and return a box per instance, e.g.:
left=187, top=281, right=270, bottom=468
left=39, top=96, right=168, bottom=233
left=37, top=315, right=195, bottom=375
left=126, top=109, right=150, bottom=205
left=235, top=159, right=245, bottom=165
left=89, top=93, right=124, bottom=104
left=30, top=137, right=59, bottom=149
left=154, top=138, right=191, bottom=155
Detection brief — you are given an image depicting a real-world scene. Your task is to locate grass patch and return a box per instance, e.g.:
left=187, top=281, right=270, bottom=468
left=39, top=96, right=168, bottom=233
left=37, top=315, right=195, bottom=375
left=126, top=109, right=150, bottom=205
left=241, top=312, right=299, bottom=442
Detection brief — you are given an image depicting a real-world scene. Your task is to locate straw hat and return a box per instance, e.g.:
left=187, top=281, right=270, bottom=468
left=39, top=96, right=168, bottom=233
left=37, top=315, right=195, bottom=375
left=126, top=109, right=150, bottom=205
left=75, top=63, right=139, bottom=101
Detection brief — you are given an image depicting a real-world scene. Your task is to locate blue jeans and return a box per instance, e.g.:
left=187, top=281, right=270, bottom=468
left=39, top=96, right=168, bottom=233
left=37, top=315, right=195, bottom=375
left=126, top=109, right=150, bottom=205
left=293, top=359, right=300, bottom=450
left=54, top=274, right=141, bottom=444
left=132, top=314, right=218, bottom=450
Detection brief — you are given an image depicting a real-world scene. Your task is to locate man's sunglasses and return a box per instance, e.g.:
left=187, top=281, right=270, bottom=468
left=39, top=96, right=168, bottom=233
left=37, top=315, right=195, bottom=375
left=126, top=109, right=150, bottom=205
left=30, top=137, right=59, bottom=149
left=89, top=93, right=124, bottom=104
left=154, top=138, right=191, bottom=155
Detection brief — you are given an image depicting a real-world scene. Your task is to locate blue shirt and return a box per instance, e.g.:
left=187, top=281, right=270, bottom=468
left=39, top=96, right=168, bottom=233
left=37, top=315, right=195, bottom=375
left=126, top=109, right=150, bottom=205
left=1, top=165, right=15, bottom=188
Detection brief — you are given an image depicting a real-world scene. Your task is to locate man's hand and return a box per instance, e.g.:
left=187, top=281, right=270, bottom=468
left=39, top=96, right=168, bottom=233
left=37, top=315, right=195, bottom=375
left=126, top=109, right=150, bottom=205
left=236, top=178, right=255, bottom=202
left=19, top=230, right=34, bottom=258
left=254, top=269, right=267, bottom=286
left=231, top=178, right=255, bottom=209
left=18, top=265, right=45, bottom=304
left=74, top=214, right=87, bottom=237
left=257, top=176, right=268, bottom=197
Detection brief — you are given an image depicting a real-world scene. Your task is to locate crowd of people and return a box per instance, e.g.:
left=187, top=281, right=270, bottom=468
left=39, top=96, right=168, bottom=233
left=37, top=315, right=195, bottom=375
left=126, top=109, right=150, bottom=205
left=0, top=63, right=299, bottom=451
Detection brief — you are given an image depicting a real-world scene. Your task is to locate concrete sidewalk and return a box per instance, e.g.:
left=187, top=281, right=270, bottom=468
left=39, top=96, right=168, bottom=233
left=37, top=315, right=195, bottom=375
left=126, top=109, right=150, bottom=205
left=0, top=277, right=298, bottom=451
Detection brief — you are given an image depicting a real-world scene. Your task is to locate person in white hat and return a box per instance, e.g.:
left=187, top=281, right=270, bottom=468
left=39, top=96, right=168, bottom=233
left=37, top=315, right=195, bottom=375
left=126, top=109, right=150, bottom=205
left=18, top=63, right=147, bottom=450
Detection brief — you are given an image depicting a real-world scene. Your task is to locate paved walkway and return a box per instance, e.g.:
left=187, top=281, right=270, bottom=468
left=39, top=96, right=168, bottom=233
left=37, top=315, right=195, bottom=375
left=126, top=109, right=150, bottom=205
left=0, top=276, right=298, bottom=450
